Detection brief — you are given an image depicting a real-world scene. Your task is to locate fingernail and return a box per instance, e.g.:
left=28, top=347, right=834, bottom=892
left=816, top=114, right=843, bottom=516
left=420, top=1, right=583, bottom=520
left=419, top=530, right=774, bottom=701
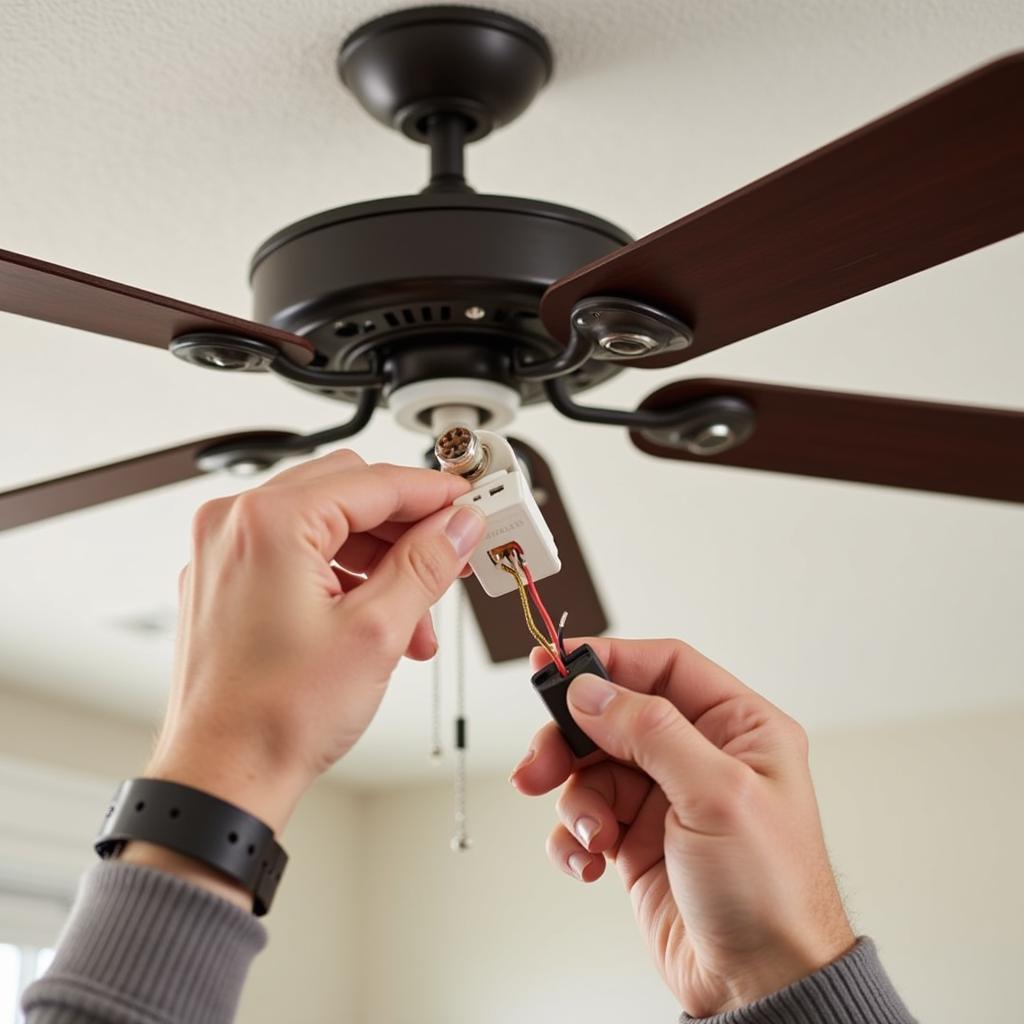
left=568, top=674, right=616, bottom=715
left=445, top=506, right=486, bottom=559
left=509, top=748, right=536, bottom=783
left=425, top=613, right=438, bottom=650
left=574, top=816, right=600, bottom=848
left=568, top=852, right=591, bottom=880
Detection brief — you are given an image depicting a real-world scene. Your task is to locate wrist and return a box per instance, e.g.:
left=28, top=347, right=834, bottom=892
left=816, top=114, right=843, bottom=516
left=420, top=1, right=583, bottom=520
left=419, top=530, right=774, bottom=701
left=146, top=730, right=311, bottom=836
left=716, top=929, right=856, bottom=1012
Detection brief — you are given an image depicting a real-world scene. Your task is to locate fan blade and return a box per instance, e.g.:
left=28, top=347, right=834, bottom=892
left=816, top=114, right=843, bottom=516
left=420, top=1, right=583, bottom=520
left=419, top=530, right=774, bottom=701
left=0, top=249, right=313, bottom=363
left=631, top=379, right=1024, bottom=503
left=463, top=438, right=609, bottom=663
left=0, top=431, right=297, bottom=532
left=541, top=53, right=1024, bottom=368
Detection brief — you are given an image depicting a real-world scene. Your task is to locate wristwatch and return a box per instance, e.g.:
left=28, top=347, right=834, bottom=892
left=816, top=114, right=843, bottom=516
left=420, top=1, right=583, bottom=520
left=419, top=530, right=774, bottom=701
left=95, top=778, right=288, bottom=916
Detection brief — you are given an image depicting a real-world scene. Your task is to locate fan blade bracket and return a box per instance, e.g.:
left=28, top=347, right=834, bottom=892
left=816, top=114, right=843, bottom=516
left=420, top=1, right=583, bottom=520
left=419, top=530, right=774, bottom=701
left=568, top=295, right=693, bottom=362
left=170, top=332, right=392, bottom=405
left=169, top=334, right=282, bottom=372
left=636, top=396, right=757, bottom=456
left=511, top=296, right=692, bottom=382
left=545, top=376, right=756, bottom=455
left=194, top=389, right=380, bottom=475
left=194, top=433, right=310, bottom=475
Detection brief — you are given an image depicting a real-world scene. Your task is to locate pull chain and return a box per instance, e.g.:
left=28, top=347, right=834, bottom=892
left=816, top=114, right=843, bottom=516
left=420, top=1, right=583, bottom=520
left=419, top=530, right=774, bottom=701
left=451, top=584, right=471, bottom=851
left=430, top=596, right=443, bottom=762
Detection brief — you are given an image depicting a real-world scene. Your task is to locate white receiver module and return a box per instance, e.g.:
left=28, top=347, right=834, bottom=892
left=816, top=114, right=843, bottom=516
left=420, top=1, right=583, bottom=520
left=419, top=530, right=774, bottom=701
left=435, top=426, right=560, bottom=597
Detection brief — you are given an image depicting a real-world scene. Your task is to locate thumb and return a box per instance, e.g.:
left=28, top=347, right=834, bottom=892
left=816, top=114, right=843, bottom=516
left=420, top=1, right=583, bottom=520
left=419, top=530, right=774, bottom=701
left=567, top=674, right=742, bottom=830
left=342, top=505, right=486, bottom=661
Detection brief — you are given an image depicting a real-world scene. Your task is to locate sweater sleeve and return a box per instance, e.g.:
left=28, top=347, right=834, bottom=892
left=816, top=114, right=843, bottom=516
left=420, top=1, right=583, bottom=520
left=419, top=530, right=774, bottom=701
left=681, top=938, right=916, bottom=1024
left=22, top=861, right=266, bottom=1024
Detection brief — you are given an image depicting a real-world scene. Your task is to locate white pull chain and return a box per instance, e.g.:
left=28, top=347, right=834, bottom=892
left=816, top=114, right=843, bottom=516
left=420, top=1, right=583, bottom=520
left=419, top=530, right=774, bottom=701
left=451, top=584, right=471, bottom=851
left=430, top=596, right=443, bottom=763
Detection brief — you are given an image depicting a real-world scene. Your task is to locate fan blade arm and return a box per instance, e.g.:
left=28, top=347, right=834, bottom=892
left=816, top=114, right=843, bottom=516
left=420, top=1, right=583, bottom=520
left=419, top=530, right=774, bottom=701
left=631, top=379, right=1024, bottom=503
left=0, top=248, right=314, bottom=363
left=541, top=52, right=1024, bottom=368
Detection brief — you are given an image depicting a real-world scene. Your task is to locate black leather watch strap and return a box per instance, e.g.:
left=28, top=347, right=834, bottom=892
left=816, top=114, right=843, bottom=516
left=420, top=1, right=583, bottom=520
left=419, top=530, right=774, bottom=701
left=95, top=778, right=288, bottom=916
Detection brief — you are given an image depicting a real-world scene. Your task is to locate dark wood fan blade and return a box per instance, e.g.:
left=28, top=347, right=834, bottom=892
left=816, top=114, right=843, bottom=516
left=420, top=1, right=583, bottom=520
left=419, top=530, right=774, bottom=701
left=0, top=431, right=297, bottom=532
left=0, top=249, right=313, bottom=363
left=632, top=379, right=1024, bottom=502
left=463, top=438, right=608, bottom=663
left=541, top=53, right=1024, bottom=368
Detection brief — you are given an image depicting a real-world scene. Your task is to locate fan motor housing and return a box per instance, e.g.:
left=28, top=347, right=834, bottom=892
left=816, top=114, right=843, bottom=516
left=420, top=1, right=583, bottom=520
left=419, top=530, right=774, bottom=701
left=249, top=192, right=633, bottom=407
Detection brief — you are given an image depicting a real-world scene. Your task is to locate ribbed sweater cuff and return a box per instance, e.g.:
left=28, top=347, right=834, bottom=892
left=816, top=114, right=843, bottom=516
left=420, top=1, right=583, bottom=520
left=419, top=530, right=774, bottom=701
left=23, top=861, right=267, bottom=1024
left=681, top=938, right=916, bottom=1024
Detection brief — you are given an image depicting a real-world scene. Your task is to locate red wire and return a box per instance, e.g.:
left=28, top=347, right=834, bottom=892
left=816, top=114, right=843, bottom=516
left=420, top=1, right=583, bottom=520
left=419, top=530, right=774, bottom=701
left=519, top=554, right=568, bottom=677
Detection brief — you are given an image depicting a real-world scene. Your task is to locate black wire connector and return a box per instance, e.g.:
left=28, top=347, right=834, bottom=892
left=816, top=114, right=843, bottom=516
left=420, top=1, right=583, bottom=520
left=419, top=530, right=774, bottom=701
left=530, top=644, right=610, bottom=758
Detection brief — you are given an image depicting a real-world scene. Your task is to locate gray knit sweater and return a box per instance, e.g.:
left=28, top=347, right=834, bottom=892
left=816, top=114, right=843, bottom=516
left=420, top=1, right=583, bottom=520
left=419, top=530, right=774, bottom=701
left=23, top=862, right=916, bottom=1023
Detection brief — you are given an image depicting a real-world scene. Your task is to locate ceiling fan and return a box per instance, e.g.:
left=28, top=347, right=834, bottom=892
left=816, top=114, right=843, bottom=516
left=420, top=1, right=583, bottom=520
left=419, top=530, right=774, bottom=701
left=2, top=6, right=1022, bottom=663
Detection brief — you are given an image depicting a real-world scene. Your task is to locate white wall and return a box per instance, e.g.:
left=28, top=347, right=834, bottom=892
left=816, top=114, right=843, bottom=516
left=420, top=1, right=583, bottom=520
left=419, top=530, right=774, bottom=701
left=356, top=708, right=1024, bottom=1024
left=238, top=779, right=359, bottom=1023
left=812, top=708, right=1024, bottom=1014
left=3, top=683, right=1022, bottom=1024
left=355, top=773, right=680, bottom=1024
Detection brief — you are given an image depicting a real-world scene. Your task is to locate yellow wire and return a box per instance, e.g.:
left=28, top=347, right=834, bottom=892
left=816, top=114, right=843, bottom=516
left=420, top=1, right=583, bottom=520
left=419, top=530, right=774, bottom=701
left=500, top=561, right=550, bottom=652
left=500, top=559, right=558, bottom=659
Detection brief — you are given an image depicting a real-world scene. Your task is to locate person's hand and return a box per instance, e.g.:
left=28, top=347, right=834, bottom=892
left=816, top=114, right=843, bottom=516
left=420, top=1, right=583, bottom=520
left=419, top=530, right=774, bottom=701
left=144, top=450, right=485, bottom=838
left=510, top=637, right=854, bottom=1017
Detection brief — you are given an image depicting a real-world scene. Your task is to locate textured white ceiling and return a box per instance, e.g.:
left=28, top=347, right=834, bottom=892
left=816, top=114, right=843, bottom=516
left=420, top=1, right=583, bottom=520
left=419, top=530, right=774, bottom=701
left=0, top=1, right=1022, bottom=787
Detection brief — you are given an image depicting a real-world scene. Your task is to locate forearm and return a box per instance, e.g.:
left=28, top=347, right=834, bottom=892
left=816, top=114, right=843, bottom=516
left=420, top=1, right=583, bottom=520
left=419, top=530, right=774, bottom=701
left=23, top=861, right=266, bottom=1024
left=681, top=938, right=916, bottom=1024
left=22, top=456, right=482, bottom=1023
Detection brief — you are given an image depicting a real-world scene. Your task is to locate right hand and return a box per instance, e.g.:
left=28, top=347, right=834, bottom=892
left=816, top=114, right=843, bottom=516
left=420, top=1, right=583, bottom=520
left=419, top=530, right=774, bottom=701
left=510, top=637, right=855, bottom=1017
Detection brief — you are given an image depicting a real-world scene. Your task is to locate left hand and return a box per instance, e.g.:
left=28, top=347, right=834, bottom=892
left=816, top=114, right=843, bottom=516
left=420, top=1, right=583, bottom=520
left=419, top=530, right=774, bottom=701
left=146, top=449, right=484, bottom=836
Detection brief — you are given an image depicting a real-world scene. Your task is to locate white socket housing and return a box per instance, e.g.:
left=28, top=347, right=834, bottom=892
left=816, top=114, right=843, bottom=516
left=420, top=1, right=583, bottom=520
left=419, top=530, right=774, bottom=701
left=451, top=431, right=560, bottom=597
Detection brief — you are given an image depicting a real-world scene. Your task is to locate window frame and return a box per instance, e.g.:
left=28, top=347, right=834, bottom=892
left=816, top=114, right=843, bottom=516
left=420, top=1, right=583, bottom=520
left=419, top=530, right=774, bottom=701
left=0, top=753, right=117, bottom=1021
